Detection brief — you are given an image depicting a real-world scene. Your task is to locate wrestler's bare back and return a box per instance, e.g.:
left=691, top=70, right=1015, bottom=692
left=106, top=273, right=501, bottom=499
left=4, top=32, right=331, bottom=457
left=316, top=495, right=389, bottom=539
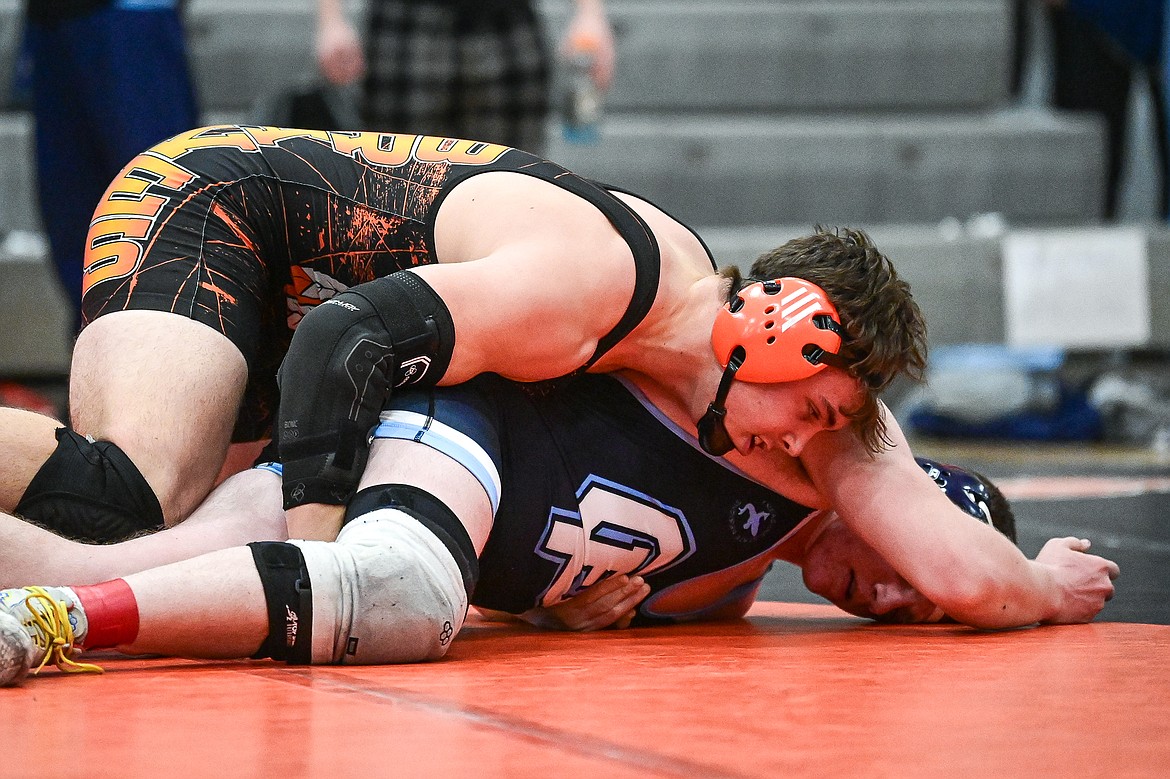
left=416, top=171, right=717, bottom=384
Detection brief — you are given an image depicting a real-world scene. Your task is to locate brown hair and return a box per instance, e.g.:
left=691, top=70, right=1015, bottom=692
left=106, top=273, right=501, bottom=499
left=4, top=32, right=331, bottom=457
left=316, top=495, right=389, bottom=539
left=722, top=226, right=928, bottom=452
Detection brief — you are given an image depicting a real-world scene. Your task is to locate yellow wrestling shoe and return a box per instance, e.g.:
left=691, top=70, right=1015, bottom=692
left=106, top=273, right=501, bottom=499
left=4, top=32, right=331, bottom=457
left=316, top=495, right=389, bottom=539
left=0, top=586, right=103, bottom=686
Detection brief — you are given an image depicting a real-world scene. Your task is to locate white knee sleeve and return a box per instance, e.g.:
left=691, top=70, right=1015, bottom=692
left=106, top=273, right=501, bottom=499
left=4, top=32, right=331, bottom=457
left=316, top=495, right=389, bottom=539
left=290, top=509, right=469, bottom=664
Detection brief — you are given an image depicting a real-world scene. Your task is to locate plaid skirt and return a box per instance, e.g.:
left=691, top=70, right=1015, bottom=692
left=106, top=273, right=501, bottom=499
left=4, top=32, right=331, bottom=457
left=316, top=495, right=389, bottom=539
left=362, top=0, right=551, bottom=155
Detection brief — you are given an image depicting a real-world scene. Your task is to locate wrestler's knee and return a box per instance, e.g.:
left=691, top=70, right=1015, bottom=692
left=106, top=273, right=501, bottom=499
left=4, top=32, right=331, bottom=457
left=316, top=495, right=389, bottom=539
left=277, top=273, right=456, bottom=510
left=16, top=429, right=165, bottom=543
left=250, top=507, right=472, bottom=665
left=331, top=510, right=471, bottom=663
left=70, top=310, right=249, bottom=522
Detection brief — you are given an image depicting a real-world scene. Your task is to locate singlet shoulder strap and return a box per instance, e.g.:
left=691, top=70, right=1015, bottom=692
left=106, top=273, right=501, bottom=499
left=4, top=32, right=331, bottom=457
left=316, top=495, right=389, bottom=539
left=531, top=168, right=661, bottom=370
left=434, top=153, right=669, bottom=372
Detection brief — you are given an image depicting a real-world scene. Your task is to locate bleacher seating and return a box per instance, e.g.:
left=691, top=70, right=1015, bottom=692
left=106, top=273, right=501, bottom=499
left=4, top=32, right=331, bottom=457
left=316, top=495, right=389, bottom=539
left=588, top=1, right=1013, bottom=112
left=548, top=110, right=1105, bottom=226
left=0, top=0, right=1162, bottom=378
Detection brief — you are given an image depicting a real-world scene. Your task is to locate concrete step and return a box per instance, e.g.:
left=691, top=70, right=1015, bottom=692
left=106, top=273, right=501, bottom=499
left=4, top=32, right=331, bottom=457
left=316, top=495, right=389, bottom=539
left=0, top=106, right=1107, bottom=231
left=547, top=108, right=1106, bottom=225
left=0, top=113, right=39, bottom=235
left=547, top=0, right=1014, bottom=113
left=0, top=0, right=1012, bottom=115
left=0, top=232, right=72, bottom=376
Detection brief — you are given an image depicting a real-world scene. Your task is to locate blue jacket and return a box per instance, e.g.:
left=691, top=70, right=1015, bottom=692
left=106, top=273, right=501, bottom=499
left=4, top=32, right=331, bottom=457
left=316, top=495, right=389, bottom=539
left=1065, top=0, right=1164, bottom=65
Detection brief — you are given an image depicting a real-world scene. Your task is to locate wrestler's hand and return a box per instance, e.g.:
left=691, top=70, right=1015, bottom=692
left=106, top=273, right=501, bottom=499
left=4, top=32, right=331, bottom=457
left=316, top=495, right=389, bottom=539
left=1036, top=537, right=1120, bottom=624
left=520, top=575, right=651, bottom=632
left=553, top=574, right=651, bottom=630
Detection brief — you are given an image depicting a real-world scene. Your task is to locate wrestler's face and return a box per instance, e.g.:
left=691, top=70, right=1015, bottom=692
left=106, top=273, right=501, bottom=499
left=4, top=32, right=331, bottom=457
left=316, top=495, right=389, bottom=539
left=724, top=368, right=860, bottom=458
left=801, top=516, right=944, bottom=624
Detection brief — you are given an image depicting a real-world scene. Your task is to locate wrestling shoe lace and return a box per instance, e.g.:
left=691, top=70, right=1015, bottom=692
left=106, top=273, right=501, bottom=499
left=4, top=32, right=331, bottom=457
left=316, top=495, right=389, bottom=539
left=5, top=586, right=103, bottom=677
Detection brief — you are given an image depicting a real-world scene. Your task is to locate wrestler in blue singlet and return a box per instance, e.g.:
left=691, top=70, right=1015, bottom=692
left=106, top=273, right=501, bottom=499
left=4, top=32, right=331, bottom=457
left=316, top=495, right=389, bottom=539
left=373, top=373, right=818, bottom=625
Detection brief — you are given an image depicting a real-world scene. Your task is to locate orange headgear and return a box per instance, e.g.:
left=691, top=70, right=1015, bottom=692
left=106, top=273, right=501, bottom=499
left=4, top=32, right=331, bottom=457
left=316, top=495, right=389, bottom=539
left=698, top=278, right=850, bottom=456
left=711, top=278, right=848, bottom=381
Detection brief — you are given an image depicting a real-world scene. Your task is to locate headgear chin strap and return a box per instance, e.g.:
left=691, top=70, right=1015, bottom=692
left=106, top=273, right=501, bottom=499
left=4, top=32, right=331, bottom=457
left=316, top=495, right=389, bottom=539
left=698, top=278, right=849, bottom=456
left=697, top=347, right=743, bottom=456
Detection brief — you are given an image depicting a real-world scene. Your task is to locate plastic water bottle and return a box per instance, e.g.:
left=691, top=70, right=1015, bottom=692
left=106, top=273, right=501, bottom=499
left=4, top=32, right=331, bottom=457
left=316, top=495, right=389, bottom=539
left=562, top=44, right=601, bottom=144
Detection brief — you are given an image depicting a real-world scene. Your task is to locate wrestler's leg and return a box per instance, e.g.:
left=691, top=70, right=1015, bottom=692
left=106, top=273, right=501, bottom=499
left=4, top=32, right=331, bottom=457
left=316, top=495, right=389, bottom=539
left=122, top=438, right=488, bottom=663
left=29, top=437, right=484, bottom=659
left=69, top=310, right=249, bottom=525
left=278, top=437, right=490, bottom=664
left=0, top=542, right=267, bottom=684
left=4, top=440, right=482, bottom=657
left=0, top=433, right=490, bottom=680
left=121, top=546, right=271, bottom=659
left=0, top=407, right=62, bottom=512
left=356, top=437, right=494, bottom=555
left=0, top=467, right=287, bottom=589
left=248, top=436, right=490, bottom=665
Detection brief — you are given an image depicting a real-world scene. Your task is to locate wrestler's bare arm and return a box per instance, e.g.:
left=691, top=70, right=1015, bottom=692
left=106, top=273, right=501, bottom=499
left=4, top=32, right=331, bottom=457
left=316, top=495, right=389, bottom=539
left=422, top=176, right=644, bottom=384
left=412, top=247, right=628, bottom=384
left=801, top=407, right=1119, bottom=628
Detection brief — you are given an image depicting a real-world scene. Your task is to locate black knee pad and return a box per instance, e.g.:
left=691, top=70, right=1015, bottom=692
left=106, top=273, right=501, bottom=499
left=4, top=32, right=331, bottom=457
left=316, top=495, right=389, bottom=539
left=248, top=541, right=314, bottom=664
left=345, top=484, right=479, bottom=598
left=278, top=271, right=455, bottom=510
left=15, top=429, right=165, bottom=543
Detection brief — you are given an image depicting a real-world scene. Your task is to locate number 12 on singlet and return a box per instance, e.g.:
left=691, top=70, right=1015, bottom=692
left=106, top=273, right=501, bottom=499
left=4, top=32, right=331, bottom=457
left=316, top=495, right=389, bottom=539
left=535, top=475, right=697, bottom=607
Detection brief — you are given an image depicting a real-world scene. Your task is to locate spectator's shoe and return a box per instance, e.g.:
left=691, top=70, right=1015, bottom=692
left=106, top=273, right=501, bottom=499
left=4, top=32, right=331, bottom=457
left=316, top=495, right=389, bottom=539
left=0, top=586, right=102, bottom=686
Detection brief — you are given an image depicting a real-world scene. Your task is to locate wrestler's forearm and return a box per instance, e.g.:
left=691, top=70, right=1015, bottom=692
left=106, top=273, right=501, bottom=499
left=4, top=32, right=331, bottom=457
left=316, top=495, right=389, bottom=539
left=909, top=534, right=1117, bottom=628
left=926, top=554, right=1061, bottom=629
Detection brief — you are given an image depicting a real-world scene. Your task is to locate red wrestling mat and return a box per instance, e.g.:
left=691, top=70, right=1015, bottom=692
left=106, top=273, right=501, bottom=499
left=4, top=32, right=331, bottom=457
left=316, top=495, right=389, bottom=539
left=6, top=601, right=1168, bottom=778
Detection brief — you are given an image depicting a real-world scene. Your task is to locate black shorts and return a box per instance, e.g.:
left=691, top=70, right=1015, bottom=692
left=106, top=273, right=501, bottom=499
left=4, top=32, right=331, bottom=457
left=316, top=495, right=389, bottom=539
left=77, top=125, right=668, bottom=441
left=78, top=127, right=504, bottom=439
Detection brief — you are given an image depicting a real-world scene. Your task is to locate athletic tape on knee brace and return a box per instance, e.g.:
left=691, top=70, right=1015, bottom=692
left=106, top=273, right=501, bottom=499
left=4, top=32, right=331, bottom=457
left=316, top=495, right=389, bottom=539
left=306, top=510, right=469, bottom=664
left=15, top=429, right=165, bottom=543
left=277, top=272, right=455, bottom=509
left=248, top=541, right=314, bottom=664
left=345, top=484, right=479, bottom=597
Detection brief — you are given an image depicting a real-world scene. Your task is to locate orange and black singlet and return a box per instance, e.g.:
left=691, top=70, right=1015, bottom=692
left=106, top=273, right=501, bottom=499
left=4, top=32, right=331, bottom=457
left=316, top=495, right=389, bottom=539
left=81, top=125, right=703, bottom=440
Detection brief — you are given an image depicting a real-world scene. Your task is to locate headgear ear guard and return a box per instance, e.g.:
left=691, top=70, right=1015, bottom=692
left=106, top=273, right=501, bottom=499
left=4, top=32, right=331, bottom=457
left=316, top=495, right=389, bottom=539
left=698, top=278, right=849, bottom=456
left=711, top=277, right=848, bottom=382
left=915, top=456, right=995, bottom=527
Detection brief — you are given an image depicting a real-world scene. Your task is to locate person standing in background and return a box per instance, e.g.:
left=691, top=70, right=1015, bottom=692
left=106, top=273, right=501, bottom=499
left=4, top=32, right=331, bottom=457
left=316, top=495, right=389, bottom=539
left=1040, top=0, right=1168, bottom=219
left=315, top=0, right=614, bottom=154
left=22, top=0, right=200, bottom=332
